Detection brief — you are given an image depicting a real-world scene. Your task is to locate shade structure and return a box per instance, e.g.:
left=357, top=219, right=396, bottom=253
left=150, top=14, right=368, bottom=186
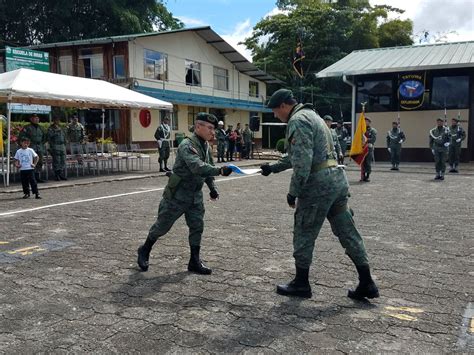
left=0, top=68, right=173, bottom=186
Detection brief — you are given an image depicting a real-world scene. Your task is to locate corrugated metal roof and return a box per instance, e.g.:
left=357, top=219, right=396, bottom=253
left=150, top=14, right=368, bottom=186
left=29, top=26, right=283, bottom=85
left=316, top=41, right=474, bottom=78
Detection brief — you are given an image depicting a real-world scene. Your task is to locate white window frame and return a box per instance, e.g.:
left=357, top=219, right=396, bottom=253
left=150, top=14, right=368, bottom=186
left=144, top=49, right=168, bottom=81
left=249, top=81, right=259, bottom=98
left=185, top=59, right=201, bottom=87
left=213, top=66, right=229, bottom=91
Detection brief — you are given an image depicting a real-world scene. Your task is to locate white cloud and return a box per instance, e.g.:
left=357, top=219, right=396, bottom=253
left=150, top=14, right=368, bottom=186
left=177, top=16, right=208, bottom=27
left=221, top=19, right=254, bottom=62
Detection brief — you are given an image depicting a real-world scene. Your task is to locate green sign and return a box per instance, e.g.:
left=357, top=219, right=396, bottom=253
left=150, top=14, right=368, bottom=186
left=5, top=46, right=50, bottom=72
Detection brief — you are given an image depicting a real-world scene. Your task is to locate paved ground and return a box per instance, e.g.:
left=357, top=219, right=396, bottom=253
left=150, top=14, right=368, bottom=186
left=0, top=156, right=473, bottom=353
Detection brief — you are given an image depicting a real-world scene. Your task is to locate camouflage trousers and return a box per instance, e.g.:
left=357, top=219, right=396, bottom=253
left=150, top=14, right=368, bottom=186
left=217, top=141, right=225, bottom=160
left=147, top=196, right=205, bottom=247
left=389, top=145, right=402, bottom=166
left=293, top=189, right=368, bottom=269
left=363, top=148, right=374, bottom=174
left=158, top=146, right=170, bottom=162
left=51, top=147, right=66, bottom=173
left=448, top=144, right=461, bottom=166
left=433, top=149, right=447, bottom=173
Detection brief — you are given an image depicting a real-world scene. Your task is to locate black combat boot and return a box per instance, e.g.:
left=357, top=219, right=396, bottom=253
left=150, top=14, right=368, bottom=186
left=188, top=246, right=212, bottom=275
left=137, top=238, right=155, bottom=272
left=348, top=264, right=379, bottom=300
left=276, top=266, right=312, bottom=298
left=449, top=165, right=455, bottom=173
left=364, top=173, right=370, bottom=182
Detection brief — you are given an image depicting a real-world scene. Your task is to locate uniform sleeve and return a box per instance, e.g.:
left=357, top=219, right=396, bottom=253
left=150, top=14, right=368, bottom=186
left=429, top=131, right=434, bottom=148
left=369, top=128, right=377, bottom=144
left=288, top=119, right=313, bottom=197
left=270, top=154, right=292, bottom=173
left=179, top=141, right=220, bottom=177
left=462, top=128, right=467, bottom=141
left=334, top=133, right=341, bottom=155
left=386, top=132, right=390, bottom=147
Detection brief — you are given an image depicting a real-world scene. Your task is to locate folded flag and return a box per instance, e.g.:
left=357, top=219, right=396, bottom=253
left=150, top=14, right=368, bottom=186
left=227, top=164, right=261, bottom=175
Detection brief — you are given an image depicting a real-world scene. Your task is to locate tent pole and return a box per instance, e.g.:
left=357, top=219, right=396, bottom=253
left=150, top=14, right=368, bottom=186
left=101, top=108, right=105, bottom=154
left=6, top=101, right=12, bottom=187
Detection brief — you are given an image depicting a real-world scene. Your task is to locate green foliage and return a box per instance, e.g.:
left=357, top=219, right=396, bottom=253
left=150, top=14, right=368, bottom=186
left=0, top=0, right=183, bottom=46
left=243, top=0, right=413, bottom=118
left=275, top=138, right=287, bottom=153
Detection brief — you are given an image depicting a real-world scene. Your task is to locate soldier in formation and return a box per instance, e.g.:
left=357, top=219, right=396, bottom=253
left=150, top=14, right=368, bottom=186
left=335, top=121, right=349, bottom=165
left=429, top=118, right=450, bottom=180
left=215, top=121, right=226, bottom=163
left=260, top=89, right=379, bottom=301
left=448, top=117, right=466, bottom=173
left=242, top=123, right=252, bottom=159
left=137, top=113, right=233, bottom=274
left=47, top=117, right=67, bottom=181
left=154, top=116, right=172, bottom=172
left=66, top=114, right=86, bottom=164
left=386, top=121, right=406, bottom=171
left=323, top=115, right=343, bottom=163
left=19, top=114, right=46, bottom=182
left=361, top=117, right=377, bottom=182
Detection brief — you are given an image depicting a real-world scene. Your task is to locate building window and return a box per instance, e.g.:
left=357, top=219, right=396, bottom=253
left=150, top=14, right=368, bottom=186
left=249, top=81, right=259, bottom=98
left=185, top=59, right=201, bottom=86
left=144, top=49, right=168, bottom=81
left=213, top=67, right=228, bottom=91
left=430, top=76, right=469, bottom=109
left=160, top=109, right=178, bottom=130
left=113, top=55, right=125, bottom=79
left=356, top=80, right=393, bottom=112
left=187, top=106, right=206, bottom=127
left=58, top=55, right=73, bottom=75
left=78, top=48, right=104, bottom=78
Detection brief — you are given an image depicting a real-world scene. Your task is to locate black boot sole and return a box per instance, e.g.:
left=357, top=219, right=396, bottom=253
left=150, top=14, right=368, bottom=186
left=137, top=246, right=149, bottom=272
left=276, top=284, right=312, bottom=298
left=187, top=263, right=212, bottom=275
left=347, top=286, right=380, bottom=300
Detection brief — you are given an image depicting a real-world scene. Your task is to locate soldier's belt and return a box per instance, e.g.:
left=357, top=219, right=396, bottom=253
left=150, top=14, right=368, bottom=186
left=311, top=159, right=337, bottom=172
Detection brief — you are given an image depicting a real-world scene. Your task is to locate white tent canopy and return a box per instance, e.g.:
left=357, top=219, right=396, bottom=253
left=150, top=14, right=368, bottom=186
left=0, top=68, right=173, bottom=186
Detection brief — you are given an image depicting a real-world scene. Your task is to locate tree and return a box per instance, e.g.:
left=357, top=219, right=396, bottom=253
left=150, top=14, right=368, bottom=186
left=0, top=0, right=183, bottom=46
left=243, top=0, right=413, bottom=118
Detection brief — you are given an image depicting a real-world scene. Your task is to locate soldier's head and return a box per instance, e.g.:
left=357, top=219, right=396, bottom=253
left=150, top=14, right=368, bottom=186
left=194, top=112, right=218, bottom=141
left=323, top=115, right=333, bottom=129
left=218, top=121, right=224, bottom=128
left=266, top=89, right=297, bottom=122
left=30, top=114, right=39, bottom=124
left=437, top=118, right=444, bottom=127
left=162, top=117, right=170, bottom=125
left=20, top=137, right=30, bottom=148
left=451, top=118, right=459, bottom=126
left=71, top=115, right=78, bottom=124
left=52, top=117, right=61, bottom=125
left=365, top=117, right=372, bottom=127
left=336, top=121, right=343, bottom=128
left=392, top=121, right=398, bottom=129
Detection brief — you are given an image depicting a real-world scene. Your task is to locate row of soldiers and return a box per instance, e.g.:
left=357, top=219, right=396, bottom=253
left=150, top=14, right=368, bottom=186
left=214, top=121, right=252, bottom=162
left=18, top=114, right=86, bottom=181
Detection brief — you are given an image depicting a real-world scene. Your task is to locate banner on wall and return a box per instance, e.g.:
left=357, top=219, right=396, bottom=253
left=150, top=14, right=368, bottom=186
left=398, top=72, right=426, bottom=110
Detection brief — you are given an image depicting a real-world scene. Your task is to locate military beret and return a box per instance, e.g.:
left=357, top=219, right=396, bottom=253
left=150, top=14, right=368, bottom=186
left=451, top=117, right=460, bottom=122
left=323, top=115, right=333, bottom=121
left=436, top=117, right=444, bottom=122
left=266, top=89, right=294, bottom=108
left=195, top=112, right=218, bottom=128
left=365, top=117, right=372, bottom=123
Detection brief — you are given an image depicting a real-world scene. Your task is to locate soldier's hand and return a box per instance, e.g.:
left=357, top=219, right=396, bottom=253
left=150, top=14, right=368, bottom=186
left=431, top=149, right=435, bottom=155
left=209, top=189, right=219, bottom=200
left=287, top=193, right=296, bottom=208
left=399, top=139, right=403, bottom=144
left=387, top=148, right=391, bottom=153
left=260, top=164, right=272, bottom=176
left=220, top=166, right=232, bottom=176
left=444, top=142, right=450, bottom=147
left=456, top=138, right=461, bottom=143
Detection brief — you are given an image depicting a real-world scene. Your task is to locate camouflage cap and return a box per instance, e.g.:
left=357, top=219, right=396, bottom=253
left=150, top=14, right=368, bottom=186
left=195, top=112, right=219, bottom=128
left=266, top=89, right=294, bottom=108
left=323, top=115, right=333, bottom=121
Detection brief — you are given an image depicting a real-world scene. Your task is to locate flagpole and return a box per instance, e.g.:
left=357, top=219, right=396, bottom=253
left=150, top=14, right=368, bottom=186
left=360, top=102, right=366, bottom=182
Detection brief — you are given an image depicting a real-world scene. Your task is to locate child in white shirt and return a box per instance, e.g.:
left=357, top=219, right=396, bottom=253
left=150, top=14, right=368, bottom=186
left=14, top=138, right=41, bottom=199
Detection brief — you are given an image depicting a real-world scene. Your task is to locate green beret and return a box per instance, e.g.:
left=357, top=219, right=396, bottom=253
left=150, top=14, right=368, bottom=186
left=436, top=118, right=444, bottom=122
left=195, top=112, right=218, bottom=128
left=323, top=115, right=333, bottom=121
left=266, top=89, right=294, bottom=108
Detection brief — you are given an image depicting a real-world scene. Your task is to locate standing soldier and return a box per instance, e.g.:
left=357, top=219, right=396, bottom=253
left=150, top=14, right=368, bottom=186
left=260, top=89, right=379, bottom=300
left=215, top=121, right=226, bottom=163
left=47, top=117, right=67, bottom=181
left=335, top=120, right=349, bottom=165
left=323, top=115, right=343, bottom=163
left=154, top=117, right=171, bottom=172
left=429, top=118, right=450, bottom=180
left=448, top=117, right=466, bottom=173
left=137, top=113, right=233, bottom=274
left=67, top=114, right=86, bottom=164
left=362, top=117, right=377, bottom=182
left=242, top=123, right=252, bottom=159
left=19, top=114, right=46, bottom=182
left=386, top=121, right=406, bottom=171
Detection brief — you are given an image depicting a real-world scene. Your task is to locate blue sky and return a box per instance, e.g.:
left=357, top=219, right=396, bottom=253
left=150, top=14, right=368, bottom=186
left=166, top=0, right=474, bottom=61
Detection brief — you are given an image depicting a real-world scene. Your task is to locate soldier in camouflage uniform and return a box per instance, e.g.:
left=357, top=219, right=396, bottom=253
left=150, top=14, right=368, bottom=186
left=323, top=115, right=343, bottom=163
left=137, top=113, right=233, bottom=274
left=386, top=121, right=406, bottom=171
left=429, top=118, right=450, bottom=180
left=242, top=123, right=252, bottom=159
left=448, top=118, right=466, bottom=173
left=335, top=121, right=349, bottom=165
left=47, top=117, right=67, bottom=181
left=66, top=115, right=86, bottom=164
left=154, top=116, right=172, bottom=172
left=215, top=121, right=226, bottom=163
left=19, top=114, right=46, bottom=182
left=361, top=117, right=377, bottom=182
left=260, top=89, right=379, bottom=300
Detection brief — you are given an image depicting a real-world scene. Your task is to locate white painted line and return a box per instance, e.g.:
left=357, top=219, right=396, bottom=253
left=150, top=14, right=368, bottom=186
left=0, top=174, right=260, bottom=218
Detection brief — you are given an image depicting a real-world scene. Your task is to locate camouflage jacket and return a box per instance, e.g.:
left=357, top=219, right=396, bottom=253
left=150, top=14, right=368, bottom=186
left=365, top=127, right=377, bottom=148
left=335, top=126, right=349, bottom=147
left=215, top=128, right=227, bottom=142
left=19, top=124, right=45, bottom=154
left=167, top=133, right=220, bottom=203
left=448, top=125, right=466, bottom=146
left=47, top=125, right=66, bottom=148
left=242, top=128, right=252, bottom=144
left=67, top=122, right=85, bottom=143
left=386, top=128, right=406, bottom=148
left=330, top=129, right=342, bottom=157
left=429, top=126, right=450, bottom=151
left=270, top=104, right=345, bottom=199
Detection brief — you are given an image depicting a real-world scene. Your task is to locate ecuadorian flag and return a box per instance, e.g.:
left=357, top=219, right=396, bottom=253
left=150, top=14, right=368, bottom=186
left=349, top=111, right=368, bottom=166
